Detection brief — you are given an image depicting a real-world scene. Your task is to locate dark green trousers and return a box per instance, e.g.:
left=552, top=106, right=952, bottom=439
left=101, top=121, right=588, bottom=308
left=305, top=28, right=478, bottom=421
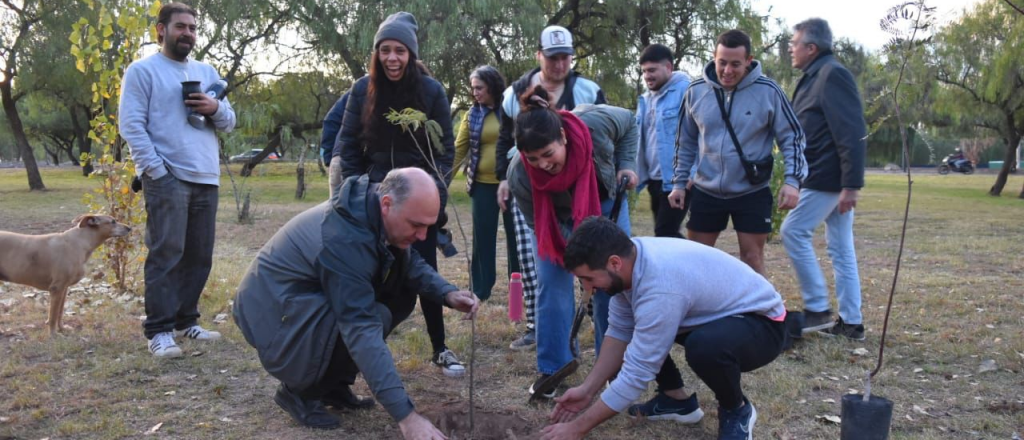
left=470, top=182, right=519, bottom=300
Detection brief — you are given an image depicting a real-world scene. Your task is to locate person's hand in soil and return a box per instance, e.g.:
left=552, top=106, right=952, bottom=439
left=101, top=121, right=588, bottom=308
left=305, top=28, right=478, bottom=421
left=540, top=421, right=586, bottom=440
left=445, top=290, right=479, bottom=320
left=398, top=411, right=447, bottom=440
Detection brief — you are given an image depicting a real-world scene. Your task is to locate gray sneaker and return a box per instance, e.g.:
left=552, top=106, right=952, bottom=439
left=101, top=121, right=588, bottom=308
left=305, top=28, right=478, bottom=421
left=509, top=328, right=536, bottom=350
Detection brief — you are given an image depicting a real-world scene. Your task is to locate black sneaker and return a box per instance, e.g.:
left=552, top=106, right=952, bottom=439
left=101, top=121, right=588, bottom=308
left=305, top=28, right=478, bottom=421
left=627, top=392, right=704, bottom=424
left=801, top=309, right=835, bottom=334
left=273, top=384, right=341, bottom=430
left=321, top=385, right=375, bottom=410
left=718, top=397, right=757, bottom=440
left=821, top=317, right=866, bottom=341
left=432, top=349, right=466, bottom=377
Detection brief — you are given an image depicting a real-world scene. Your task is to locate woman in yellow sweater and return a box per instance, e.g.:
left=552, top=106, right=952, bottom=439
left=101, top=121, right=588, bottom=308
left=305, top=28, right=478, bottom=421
left=454, top=66, right=519, bottom=301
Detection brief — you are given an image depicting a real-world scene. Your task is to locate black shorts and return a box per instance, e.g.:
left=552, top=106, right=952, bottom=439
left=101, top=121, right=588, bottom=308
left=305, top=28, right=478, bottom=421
left=686, top=186, right=773, bottom=234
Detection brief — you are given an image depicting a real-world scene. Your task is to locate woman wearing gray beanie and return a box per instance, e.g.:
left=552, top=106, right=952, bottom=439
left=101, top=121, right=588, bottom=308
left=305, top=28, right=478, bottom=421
left=337, top=7, right=465, bottom=383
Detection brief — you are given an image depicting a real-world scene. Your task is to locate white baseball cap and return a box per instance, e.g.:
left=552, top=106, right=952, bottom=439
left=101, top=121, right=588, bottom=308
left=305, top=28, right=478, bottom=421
left=539, top=25, right=574, bottom=57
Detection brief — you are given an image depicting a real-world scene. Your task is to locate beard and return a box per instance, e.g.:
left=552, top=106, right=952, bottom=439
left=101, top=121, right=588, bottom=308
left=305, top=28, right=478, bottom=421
left=168, top=35, right=194, bottom=59
left=605, top=271, right=626, bottom=295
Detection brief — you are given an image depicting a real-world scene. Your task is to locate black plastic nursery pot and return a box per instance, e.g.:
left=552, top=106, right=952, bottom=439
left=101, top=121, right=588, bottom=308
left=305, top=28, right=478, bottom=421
left=841, top=393, right=894, bottom=440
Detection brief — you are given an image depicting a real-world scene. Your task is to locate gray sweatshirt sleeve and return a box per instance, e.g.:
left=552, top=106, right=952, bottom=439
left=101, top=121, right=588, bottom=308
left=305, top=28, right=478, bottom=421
left=601, top=289, right=690, bottom=413
left=613, top=108, right=639, bottom=173
left=768, top=82, right=807, bottom=188
left=118, top=64, right=167, bottom=179
left=672, top=88, right=699, bottom=190
left=209, top=96, right=236, bottom=133
left=318, top=241, right=415, bottom=422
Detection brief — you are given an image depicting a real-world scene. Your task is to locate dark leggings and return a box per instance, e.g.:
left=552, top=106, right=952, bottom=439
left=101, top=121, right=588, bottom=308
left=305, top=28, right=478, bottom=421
left=654, top=313, right=786, bottom=409
left=412, top=226, right=447, bottom=354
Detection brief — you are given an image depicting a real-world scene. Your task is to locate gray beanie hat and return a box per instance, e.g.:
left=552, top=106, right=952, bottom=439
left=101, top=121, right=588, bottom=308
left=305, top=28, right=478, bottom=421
left=374, top=12, right=419, bottom=59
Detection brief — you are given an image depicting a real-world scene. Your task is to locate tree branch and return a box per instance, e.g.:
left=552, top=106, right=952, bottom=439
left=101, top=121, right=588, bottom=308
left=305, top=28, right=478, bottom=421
left=1002, top=0, right=1024, bottom=15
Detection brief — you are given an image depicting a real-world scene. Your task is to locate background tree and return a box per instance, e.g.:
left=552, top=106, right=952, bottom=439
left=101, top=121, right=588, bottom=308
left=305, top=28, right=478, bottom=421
left=17, top=0, right=96, bottom=174
left=929, top=0, right=1024, bottom=196
left=0, top=0, right=52, bottom=190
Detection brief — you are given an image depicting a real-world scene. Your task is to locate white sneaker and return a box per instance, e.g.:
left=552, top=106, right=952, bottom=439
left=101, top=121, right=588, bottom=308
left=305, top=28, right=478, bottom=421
left=149, top=332, right=183, bottom=358
left=174, top=325, right=222, bottom=341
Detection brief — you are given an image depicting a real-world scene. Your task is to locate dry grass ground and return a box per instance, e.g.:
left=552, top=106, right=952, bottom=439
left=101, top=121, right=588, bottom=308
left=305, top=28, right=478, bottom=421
left=1, top=165, right=1022, bottom=439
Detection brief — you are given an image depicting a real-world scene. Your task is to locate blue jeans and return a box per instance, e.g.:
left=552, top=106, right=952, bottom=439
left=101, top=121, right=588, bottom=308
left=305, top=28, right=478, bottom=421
left=780, top=188, right=862, bottom=324
left=141, top=172, right=218, bottom=339
left=534, top=198, right=631, bottom=375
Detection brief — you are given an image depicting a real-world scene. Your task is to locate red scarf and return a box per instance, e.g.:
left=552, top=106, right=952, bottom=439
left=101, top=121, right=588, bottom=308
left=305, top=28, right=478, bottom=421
left=525, top=110, right=601, bottom=266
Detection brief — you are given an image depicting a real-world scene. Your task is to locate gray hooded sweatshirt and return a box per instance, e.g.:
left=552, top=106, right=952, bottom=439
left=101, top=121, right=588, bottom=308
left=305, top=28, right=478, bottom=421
left=672, top=60, right=807, bottom=198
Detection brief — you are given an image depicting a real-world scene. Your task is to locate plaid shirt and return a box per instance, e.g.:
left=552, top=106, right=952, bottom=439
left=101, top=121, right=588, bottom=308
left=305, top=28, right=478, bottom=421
left=511, top=198, right=538, bottom=327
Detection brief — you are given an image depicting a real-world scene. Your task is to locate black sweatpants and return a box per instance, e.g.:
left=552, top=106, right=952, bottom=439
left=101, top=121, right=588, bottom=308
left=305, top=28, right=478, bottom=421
left=654, top=313, right=786, bottom=409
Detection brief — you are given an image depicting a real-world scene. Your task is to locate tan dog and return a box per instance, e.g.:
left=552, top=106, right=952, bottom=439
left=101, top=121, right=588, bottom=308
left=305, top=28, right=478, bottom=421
left=0, top=215, right=132, bottom=334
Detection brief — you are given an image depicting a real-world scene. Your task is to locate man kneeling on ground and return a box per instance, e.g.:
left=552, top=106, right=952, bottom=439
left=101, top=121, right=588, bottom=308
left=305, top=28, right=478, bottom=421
left=540, top=216, right=787, bottom=440
left=234, top=168, right=478, bottom=439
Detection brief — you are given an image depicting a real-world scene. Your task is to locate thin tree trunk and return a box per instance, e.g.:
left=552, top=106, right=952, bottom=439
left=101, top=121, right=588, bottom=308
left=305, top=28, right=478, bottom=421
left=0, top=80, right=45, bottom=190
left=295, top=147, right=306, bottom=199
left=988, top=116, right=1021, bottom=196
left=70, top=104, right=93, bottom=175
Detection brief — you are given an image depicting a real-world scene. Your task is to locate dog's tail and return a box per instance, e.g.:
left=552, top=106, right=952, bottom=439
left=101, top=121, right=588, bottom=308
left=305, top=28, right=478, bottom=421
left=0, top=267, right=8, bottom=282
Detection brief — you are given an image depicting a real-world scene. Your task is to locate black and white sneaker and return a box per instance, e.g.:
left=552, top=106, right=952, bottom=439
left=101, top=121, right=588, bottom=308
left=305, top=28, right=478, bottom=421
left=175, top=325, right=222, bottom=341
left=432, top=349, right=465, bottom=377
left=148, top=332, right=183, bottom=358
left=627, top=392, right=704, bottom=424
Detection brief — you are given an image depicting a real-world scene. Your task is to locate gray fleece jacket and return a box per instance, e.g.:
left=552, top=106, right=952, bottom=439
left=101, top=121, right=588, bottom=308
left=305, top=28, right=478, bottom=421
left=119, top=53, right=236, bottom=185
left=672, top=60, right=806, bottom=198
left=601, top=237, right=785, bottom=413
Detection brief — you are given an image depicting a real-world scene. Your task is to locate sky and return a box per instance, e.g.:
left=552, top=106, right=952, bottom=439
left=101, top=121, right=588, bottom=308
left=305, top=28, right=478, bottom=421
left=750, top=0, right=985, bottom=51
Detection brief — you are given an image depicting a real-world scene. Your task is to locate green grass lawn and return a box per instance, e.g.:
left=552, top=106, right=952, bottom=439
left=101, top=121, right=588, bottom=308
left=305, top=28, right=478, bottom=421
left=1, top=165, right=1022, bottom=439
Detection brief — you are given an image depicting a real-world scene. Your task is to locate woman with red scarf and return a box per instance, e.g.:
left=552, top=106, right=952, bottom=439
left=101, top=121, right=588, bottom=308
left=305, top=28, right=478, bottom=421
left=507, top=85, right=638, bottom=398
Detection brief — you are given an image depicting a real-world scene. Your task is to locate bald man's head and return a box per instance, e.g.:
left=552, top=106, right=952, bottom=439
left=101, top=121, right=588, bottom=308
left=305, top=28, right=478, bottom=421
left=379, top=168, right=440, bottom=248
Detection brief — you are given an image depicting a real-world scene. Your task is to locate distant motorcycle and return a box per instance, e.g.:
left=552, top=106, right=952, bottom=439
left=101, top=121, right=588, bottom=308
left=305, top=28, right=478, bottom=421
left=938, top=155, right=974, bottom=175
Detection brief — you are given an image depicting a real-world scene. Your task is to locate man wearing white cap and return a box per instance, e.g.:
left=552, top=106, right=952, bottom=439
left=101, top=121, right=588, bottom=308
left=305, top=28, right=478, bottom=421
left=495, top=25, right=607, bottom=359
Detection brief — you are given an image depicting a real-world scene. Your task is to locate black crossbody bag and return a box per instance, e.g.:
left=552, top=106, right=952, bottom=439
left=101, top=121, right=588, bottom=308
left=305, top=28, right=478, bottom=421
left=714, top=88, right=774, bottom=185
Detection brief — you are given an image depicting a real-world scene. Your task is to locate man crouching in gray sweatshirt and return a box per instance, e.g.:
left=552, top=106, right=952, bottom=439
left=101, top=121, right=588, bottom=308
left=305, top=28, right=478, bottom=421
left=540, top=216, right=786, bottom=440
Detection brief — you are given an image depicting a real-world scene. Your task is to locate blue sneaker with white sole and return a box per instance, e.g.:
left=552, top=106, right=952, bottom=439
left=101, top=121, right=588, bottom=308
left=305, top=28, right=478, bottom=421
left=718, top=396, right=757, bottom=440
left=627, top=392, right=704, bottom=424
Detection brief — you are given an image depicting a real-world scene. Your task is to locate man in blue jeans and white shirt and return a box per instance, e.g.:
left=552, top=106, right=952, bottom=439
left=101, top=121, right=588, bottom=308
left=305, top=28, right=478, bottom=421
left=119, top=2, right=237, bottom=357
left=781, top=18, right=867, bottom=340
left=540, top=217, right=786, bottom=440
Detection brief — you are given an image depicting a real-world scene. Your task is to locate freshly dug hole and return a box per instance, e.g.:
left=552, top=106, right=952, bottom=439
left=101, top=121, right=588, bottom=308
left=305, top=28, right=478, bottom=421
left=422, top=404, right=541, bottom=440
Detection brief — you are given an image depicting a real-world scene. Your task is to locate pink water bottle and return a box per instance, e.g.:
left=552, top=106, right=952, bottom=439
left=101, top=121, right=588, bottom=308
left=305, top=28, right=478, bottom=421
left=508, top=272, right=523, bottom=322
